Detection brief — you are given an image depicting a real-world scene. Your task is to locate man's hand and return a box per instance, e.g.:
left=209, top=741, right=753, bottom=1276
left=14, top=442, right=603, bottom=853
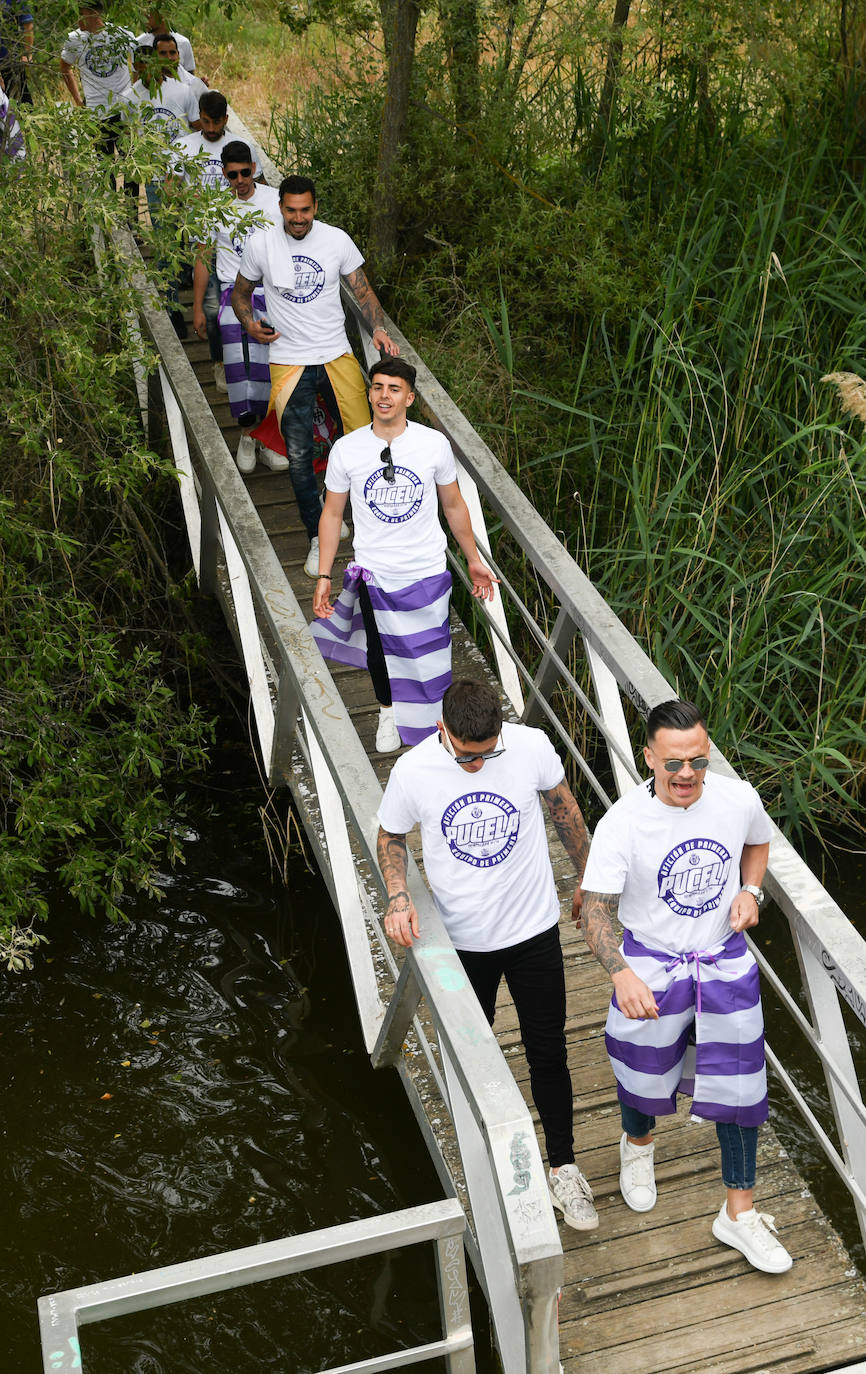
left=612, top=967, right=659, bottom=1019
left=245, top=319, right=280, bottom=345
left=384, top=891, right=419, bottom=947
left=372, top=326, right=399, bottom=356
left=730, top=890, right=761, bottom=932
left=466, top=557, right=499, bottom=601
left=192, top=306, right=207, bottom=340
left=312, top=578, right=335, bottom=619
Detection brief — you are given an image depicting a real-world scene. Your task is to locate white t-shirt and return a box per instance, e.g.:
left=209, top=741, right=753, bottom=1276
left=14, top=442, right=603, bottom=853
left=325, top=421, right=456, bottom=587
left=135, top=29, right=195, bottom=72
left=580, top=772, right=773, bottom=953
left=177, top=65, right=208, bottom=98
left=377, top=723, right=566, bottom=952
left=174, top=128, right=265, bottom=188
left=237, top=218, right=364, bottom=364
left=60, top=26, right=136, bottom=112
left=207, top=185, right=283, bottom=287
left=132, top=75, right=199, bottom=142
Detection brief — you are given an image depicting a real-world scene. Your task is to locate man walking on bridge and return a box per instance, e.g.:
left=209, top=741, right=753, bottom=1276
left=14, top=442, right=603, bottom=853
left=311, top=358, right=495, bottom=752
left=579, top=698, right=793, bottom=1273
left=232, top=175, right=396, bottom=577
left=377, top=676, right=599, bottom=1231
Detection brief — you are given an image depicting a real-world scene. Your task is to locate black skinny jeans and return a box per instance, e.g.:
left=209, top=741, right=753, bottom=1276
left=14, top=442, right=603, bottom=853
left=457, top=923, right=575, bottom=1168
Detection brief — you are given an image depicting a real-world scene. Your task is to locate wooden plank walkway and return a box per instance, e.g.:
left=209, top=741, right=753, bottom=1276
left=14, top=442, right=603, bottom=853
left=179, top=318, right=866, bottom=1374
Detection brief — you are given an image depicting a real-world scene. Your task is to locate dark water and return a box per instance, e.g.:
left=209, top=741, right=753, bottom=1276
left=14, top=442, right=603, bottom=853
left=0, top=736, right=454, bottom=1372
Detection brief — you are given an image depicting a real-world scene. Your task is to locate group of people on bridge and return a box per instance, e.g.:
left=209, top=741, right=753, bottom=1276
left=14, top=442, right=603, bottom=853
left=54, top=5, right=794, bottom=1281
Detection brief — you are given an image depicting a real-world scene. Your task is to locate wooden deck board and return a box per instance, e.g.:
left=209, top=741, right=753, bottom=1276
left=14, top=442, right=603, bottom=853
left=181, top=329, right=866, bottom=1373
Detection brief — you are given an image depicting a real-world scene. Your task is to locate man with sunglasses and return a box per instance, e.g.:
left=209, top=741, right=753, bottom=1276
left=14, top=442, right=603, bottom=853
left=191, top=142, right=286, bottom=473
left=377, top=677, right=598, bottom=1230
left=579, top=699, right=792, bottom=1273
left=312, top=358, right=496, bottom=752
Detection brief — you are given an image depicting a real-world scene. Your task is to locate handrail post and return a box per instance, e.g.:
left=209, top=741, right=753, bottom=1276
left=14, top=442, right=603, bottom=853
left=268, top=649, right=300, bottom=785
left=199, top=468, right=220, bottom=598
left=372, top=958, right=423, bottom=1068
left=435, top=1230, right=476, bottom=1373
left=521, top=605, right=578, bottom=730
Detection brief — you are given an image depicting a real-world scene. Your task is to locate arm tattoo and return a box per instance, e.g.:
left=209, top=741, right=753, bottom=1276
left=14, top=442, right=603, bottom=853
left=376, top=826, right=409, bottom=899
left=345, top=266, right=385, bottom=333
left=542, top=781, right=589, bottom=882
left=231, top=273, right=255, bottom=332
left=581, top=891, right=627, bottom=976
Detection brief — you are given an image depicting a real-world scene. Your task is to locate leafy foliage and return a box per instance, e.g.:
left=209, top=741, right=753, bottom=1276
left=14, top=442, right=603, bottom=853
left=0, top=97, right=215, bottom=952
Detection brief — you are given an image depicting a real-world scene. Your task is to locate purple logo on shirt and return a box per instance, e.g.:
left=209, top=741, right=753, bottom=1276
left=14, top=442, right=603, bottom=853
left=276, top=254, right=325, bottom=303
left=441, top=792, right=519, bottom=867
left=363, top=466, right=424, bottom=524
left=657, top=838, right=731, bottom=919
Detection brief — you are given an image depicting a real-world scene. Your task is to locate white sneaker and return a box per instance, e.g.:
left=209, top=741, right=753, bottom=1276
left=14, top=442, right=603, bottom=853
left=619, top=1133, right=656, bottom=1212
left=303, top=537, right=320, bottom=579
left=712, top=1202, right=793, bottom=1274
left=236, top=433, right=257, bottom=474
left=258, top=444, right=289, bottom=471
left=375, top=706, right=402, bottom=753
left=549, top=1164, right=598, bottom=1231
left=213, top=361, right=228, bottom=393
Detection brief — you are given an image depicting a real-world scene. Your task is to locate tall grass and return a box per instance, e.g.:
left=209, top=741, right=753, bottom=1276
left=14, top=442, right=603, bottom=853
left=512, top=131, right=866, bottom=841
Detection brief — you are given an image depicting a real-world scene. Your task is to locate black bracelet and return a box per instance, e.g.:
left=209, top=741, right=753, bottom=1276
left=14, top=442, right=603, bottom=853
left=388, top=890, right=409, bottom=902
left=317, top=574, right=331, bottom=580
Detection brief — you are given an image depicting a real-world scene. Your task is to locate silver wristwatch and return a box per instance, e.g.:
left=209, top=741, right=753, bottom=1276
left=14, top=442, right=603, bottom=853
left=741, top=884, right=764, bottom=907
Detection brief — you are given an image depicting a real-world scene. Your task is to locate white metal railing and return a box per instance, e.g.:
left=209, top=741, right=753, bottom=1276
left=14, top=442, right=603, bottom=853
left=39, top=1200, right=475, bottom=1374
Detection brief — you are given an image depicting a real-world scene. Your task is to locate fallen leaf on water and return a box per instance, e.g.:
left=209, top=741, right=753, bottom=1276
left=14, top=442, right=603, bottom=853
left=121, top=1060, right=131, bottom=1068
left=100, top=1092, right=112, bottom=1100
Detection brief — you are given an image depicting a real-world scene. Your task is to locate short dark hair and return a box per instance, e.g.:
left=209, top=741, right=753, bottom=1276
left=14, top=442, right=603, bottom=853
left=279, top=174, right=317, bottom=202
left=646, top=699, right=707, bottom=742
left=370, top=357, right=415, bottom=389
left=199, top=90, right=227, bottom=120
left=153, top=32, right=177, bottom=47
left=80, top=0, right=105, bottom=12
left=442, top=679, right=503, bottom=742
left=221, top=140, right=253, bottom=166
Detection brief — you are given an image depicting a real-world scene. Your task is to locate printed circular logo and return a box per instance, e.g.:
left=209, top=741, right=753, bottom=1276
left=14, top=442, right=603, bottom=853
left=84, top=36, right=125, bottom=77
left=277, top=255, right=325, bottom=303
left=363, top=465, right=424, bottom=524
left=441, top=792, right=520, bottom=868
left=657, top=838, right=731, bottom=919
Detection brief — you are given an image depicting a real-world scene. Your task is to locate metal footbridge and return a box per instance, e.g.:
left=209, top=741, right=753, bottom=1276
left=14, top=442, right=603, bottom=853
left=39, top=117, right=866, bottom=1374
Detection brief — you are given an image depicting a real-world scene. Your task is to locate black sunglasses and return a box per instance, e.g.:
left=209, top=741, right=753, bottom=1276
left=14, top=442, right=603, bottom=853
left=225, top=167, right=253, bottom=180
left=380, top=444, right=395, bottom=483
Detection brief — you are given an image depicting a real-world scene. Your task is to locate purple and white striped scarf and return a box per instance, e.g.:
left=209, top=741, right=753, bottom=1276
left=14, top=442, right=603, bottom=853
left=311, top=565, right=452, bottom=746
left=605, top=928, right=768, bottom=1127
left=217, top=284, right=271, bottom=421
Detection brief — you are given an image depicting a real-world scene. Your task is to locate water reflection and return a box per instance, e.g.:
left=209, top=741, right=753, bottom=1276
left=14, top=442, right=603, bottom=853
left=1, top=745, right=445, bottom=1372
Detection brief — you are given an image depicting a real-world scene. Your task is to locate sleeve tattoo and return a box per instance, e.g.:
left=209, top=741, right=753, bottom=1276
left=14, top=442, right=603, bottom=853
left=581, top=892, right=627, bottom=976
left=542, top=781, right=589, bottom=883
left=376, top=827, right=410, bottom=908
left=345, top=266, right=385, bottom=333
left=231, top=273, right=255, bottom=332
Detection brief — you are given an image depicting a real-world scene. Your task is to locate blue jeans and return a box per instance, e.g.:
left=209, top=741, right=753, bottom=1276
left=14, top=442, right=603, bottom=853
left=202, top=270, right=223, bottom=362
left=279, top=364, right=344, bottom=538
left=621, top=1103, right=757, bottom=1190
